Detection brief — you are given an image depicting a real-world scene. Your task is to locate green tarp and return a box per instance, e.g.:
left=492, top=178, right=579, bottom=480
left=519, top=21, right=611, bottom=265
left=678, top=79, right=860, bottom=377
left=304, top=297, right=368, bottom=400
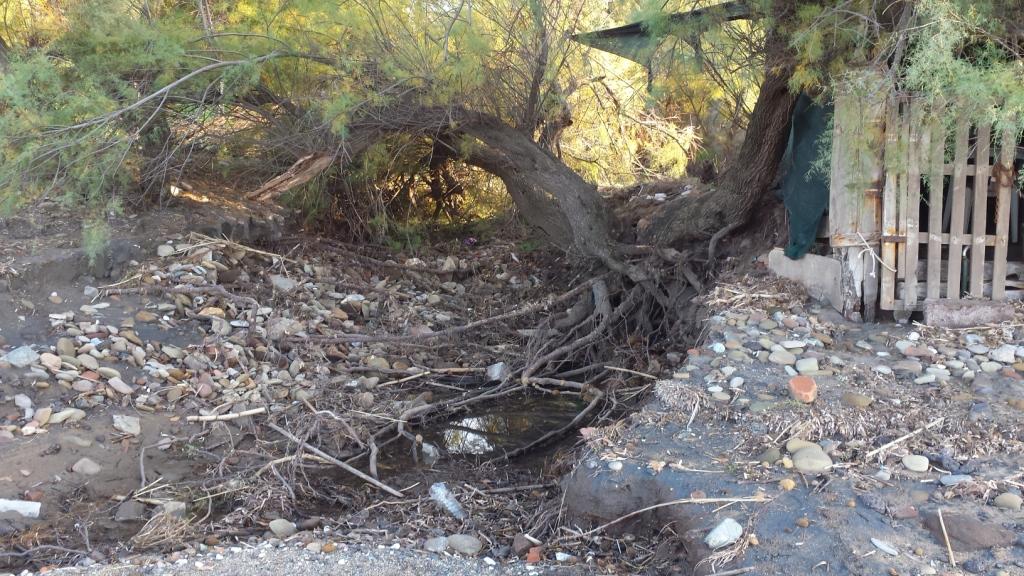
left=779, top=93, right=831, bottom=260
left=574, top=2, right=832, bottom=259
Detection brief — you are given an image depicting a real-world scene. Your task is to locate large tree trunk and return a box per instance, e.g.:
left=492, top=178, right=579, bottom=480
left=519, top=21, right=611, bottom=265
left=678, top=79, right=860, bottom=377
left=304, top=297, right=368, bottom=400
left=644, top=33, right=798, bottom=247
left=459, top=120, right=617, bottom=264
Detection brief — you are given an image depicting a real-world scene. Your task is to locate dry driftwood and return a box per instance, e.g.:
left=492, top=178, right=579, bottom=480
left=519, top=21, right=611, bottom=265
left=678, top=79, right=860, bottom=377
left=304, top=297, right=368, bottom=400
left=248, top=154, right=334, bottom=202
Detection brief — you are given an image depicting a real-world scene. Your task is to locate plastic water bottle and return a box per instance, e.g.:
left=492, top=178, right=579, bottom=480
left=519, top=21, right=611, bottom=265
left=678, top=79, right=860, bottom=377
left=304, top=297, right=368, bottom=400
left=429, top=482, right=466, bottom=520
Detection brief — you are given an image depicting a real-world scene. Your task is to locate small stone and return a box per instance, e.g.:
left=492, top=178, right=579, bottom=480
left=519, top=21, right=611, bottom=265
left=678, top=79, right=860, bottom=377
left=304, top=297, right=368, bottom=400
left=904, top=346, right=932, bottom=358
left=792, top=446, right=832, bottom=474
left=607, top=460, right=623, bottom=472
left=902, top=454, right=930, bottom=472
left=268, top=519, right=297, bottom=538
left=354, top=392, right=375, bottom=409
left=512, top=534, right=533, bottom=556
left=135, top=310, right=159, bottom=323
left=785, top=438, right=817, bottom=453
left=112, top=415, right=141, bottom=436
left=107, top=377, right=133, bottom=395
left=711, top=391, right=731, bottom=402
left=795, top=517, right=810, bottom=528
left=56, top=338, right=77, bottom=357
left=115, top=500, right=147, bottom=522
left=757, top=448, right=781, bottom=464
left=704, top=518, right=743, bottom=549
left=841, top=392, right=873, bottom=408
left=526, top=546, right=542, bottom=563
left=873, top=365, right=893, bottom=375
left=993, top=493, right=1022, bottom=511
left=447, top=534, right=483, bottom=556
left=364, top=356, right=390, bottom=371
left=159, top=501, right=187, bottom=518
left=769, top=350, right=797, bottom=366
left=892, top=360, right=923, bottom=374
left=156, top=244, right=175, bottom=257
left=914, top=374, right=937, bottom=384
left=83, top=285, right=98, bottom=298
left=97, top=366, right=121, bottom=380
left=72, top=457, right=102, bottom=475
left=980, top=361, right=1002, bottom=373
left=3, top=346, right=39, bottom=368
left=795, top=357, right=819, bottom=374
left=76, top=354, right=99, bottom=370
left=423, top=536, right=448, bottom=553
left=787, top=375, right=817, bottom=403
left=891, top=505, right=918, bottom=519
left=269, top=275, right=298, bottom=292
left=50, top=408, right=86, bottom=424
left=990, top=344, right=1017, bottom=363
left=39, top=352, right=62, bottom=371
left=781, top=340, right=806, bottom=349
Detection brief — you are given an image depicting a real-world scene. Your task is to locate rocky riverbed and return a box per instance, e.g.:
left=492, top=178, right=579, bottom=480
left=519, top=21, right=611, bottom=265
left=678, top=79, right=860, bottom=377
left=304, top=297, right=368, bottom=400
left=563, top=272, right=1024, bottom=574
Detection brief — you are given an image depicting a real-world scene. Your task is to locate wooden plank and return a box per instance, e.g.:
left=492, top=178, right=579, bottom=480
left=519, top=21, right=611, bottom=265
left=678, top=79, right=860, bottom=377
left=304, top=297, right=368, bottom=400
left=829, top=69, right=887, bottom=244
left=897, top=103, right=912, bottom=283
left=926, top=121, right=945, bottom=300
left=880, top=100, right=901, bottom=310
left=992, top=127, right=1015, bottom=299
left=904, top=104, right=924, bottom=309
left=969, top=124, right=991, bottom=296
left=829, top=69, right=888, bottom=320
left=886, top=232, right=996, bottom=246
left=946, top=120, right=970, bottom=300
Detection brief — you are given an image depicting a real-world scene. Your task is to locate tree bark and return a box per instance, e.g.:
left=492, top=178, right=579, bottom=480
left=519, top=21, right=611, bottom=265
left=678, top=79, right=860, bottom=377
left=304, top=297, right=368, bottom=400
left=645, top=68, right=796, bottom=246
left=644, top=28, right=798, bottom=247
left=459, top=119, right=615, bottom=262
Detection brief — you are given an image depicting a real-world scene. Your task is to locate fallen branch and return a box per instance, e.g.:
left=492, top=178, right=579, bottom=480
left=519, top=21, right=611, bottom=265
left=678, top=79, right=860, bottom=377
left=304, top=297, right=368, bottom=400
left=864, top=417, right=944, bottom=459
left=267, top=422, right=403, bottom=497
left=248, top=153, right=335, bottom=202
left=304, top=277, right=602, bottom=344
left=103, top=283, right=259, bottom=310
left=556, top=495, right=770, bottom=542
left=186, top=407, right=267, bottom=422
left=604, top=366, right=658, bottom=380
left=938, top=508, right=956, bottom=567
left=377, top=371, right=431, bottom=388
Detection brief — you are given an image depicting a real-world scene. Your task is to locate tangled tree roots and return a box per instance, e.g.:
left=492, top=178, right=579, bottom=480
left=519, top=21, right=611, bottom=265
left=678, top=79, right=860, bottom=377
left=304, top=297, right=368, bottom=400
left=275, top=241, right=712, bottom=485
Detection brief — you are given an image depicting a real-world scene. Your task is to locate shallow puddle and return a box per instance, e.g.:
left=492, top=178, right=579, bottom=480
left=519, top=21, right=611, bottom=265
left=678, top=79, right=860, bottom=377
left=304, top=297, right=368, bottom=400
left=427, top=395, right=585, bottom=458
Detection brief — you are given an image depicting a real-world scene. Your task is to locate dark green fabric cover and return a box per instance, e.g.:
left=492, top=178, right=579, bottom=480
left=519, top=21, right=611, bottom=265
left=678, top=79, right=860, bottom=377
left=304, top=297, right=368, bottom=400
left=779, top=93, right=831, bottom=260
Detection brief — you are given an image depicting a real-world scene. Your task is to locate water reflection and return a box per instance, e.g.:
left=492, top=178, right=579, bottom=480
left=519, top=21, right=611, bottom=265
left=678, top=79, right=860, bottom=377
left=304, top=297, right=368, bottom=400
left=436, top=396, right=584, bottom=456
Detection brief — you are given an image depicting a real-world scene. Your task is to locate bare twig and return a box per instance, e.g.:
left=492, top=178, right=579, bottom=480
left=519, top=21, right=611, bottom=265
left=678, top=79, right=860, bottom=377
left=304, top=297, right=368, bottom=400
left=864, top=417, right=944, bottom=459
left=603, top=366, right=658, bottom=380
left=186, top=407, right=267, bottom=422
left=938, top=508, right=956, bottom=567
left=556, top=495, right=770, bottom=542
left=267, top=422, right=403, bottom=497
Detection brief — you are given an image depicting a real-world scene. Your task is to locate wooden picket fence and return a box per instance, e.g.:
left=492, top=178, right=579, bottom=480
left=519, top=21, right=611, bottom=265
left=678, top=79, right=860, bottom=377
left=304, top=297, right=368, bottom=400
left=878, top=99, right=1019, bottom=311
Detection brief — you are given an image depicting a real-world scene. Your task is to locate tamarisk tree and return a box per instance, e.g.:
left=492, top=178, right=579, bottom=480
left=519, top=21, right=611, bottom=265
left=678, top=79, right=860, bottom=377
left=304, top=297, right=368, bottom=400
left=2, top=0, right=1022, bottom=376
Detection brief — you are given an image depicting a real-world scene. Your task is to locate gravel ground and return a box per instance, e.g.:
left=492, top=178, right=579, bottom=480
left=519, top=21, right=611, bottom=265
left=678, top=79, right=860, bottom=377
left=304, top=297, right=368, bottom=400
left=44, top=542, right=592, bottom=576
